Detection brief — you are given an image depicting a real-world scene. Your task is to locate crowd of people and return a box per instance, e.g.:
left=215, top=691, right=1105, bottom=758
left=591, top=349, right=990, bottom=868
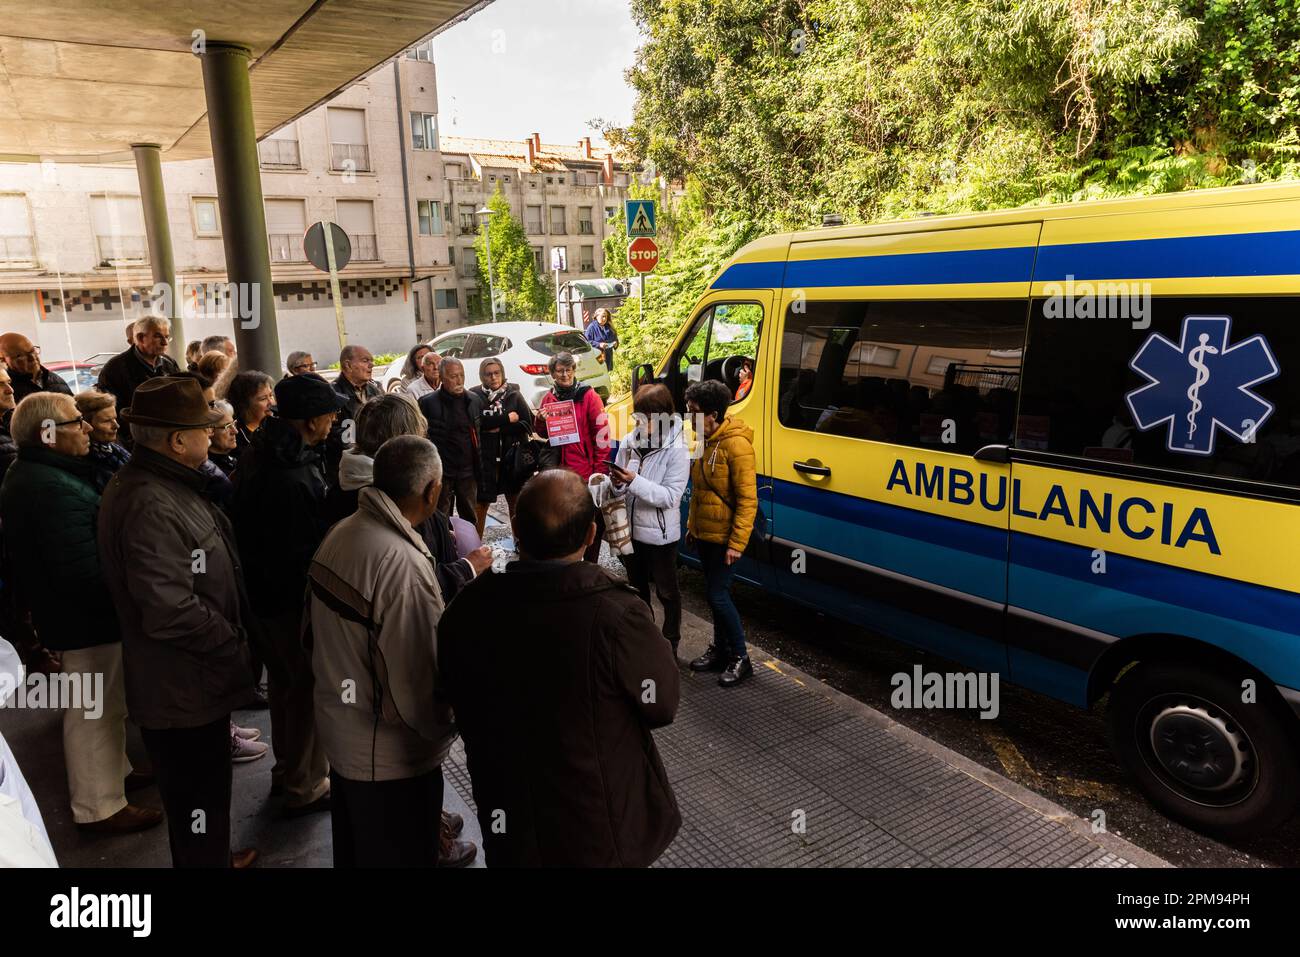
left=0, top=315, right=760, bottom=868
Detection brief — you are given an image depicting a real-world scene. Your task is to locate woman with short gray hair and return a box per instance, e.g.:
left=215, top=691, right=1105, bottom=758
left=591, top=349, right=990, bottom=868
left=76, top=388, right=130, bottom=493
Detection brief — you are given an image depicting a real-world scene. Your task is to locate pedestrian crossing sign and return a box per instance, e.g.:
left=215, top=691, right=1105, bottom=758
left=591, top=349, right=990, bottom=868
left=626, top=200, right=656, bottom=238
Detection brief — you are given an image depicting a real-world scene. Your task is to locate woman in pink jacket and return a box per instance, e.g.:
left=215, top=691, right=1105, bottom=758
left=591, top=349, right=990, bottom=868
left=536, top=351, right=608, bottom=561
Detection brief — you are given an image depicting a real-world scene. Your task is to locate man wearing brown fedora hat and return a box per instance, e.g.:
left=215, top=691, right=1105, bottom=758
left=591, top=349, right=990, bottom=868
left=98, top=375, right=258, bottom=868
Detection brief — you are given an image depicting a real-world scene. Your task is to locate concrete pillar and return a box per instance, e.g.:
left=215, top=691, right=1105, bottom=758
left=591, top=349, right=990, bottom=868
left=131, top=143, right=186, bottom=364
left=199, top=42, right=281, bottom=375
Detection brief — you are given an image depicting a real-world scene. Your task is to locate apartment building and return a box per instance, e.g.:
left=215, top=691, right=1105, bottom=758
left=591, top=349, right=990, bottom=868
left=439, top=134, right=651, bottom=316
left=0, top=39, right=460, bottom=368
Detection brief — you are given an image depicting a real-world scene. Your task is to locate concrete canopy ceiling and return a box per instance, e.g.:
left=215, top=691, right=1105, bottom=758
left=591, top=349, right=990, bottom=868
left=0, top=0, right=492, bottom=164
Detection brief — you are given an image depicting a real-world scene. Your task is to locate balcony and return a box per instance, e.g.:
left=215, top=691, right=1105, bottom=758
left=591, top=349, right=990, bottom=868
left=95, top=234, right=147, bottom=266
left=525, top=221, right=543, bottom=235
left=330, top=143, right=371, bottom=173
left=578, top=222, right=594, bottom=235
left=268, top=233, right=306, bottom=262
left=351, top=234, right=378, bottom=261
left=0, top=236, right=34, bottom=263
left=550, top=224, right=567, bottom=235
left=579, top=261, right=595, bottom=273
left=258, top=139, right=301, bottom=169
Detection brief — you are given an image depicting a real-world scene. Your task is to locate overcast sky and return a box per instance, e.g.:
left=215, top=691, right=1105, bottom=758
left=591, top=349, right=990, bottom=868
left=433, top=0, right=641, bottom=145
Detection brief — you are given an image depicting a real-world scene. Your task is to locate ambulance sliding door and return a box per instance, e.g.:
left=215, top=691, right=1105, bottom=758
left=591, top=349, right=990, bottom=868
left=767, top=223, right=1040, bottom=673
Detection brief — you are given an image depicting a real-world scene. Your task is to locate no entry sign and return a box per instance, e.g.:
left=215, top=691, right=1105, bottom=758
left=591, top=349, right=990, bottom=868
left=627, top=236, right=659, bottom=273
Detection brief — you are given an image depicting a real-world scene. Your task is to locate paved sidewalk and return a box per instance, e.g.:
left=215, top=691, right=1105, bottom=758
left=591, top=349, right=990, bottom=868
left=444, top=607, right=1165, bottom=868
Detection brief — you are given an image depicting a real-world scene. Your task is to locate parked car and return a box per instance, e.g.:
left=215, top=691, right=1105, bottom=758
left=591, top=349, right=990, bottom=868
left=385, top=322, right=610, bottom=408
left=45, top=361, right=99, bottom=393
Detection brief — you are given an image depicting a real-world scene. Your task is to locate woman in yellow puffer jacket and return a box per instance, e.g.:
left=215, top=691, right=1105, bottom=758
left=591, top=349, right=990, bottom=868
left=684, top=379, right=758, bottom=687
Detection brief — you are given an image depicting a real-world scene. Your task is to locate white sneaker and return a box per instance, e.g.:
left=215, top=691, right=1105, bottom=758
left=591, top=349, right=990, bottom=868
left=231, top=736, right=269, bottom=763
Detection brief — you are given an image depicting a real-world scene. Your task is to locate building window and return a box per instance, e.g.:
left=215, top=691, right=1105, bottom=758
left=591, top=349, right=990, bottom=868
left=406, top=40, right=434, bottom=62
left=549, top=206, right=566, bottom=235
left=444, top=163, right=464, bottom=180
left=532, top=246, right=544, bottom=273
left=778, top=299, right=1024, bottom=452
left=580, top=245, right=595, bottom=272
left=558, top=176, right=566, bottom=185
left=417, top=199, right=443, bottom=236
left=489, top=175, right=497, bottom=184
left=604, top=206, right=616, bottom=222
left=503, top=175, right=511, bottom=184
left=265, top=198, right=308, bottom=262
left=258, top=125, right=300, bottom=169
left=554, top=245, right=569, bottom=272
left=448, top=246, right=455, bottom=265
left=614, top=173, right=631, bottom=187
left=462, top=248, right=478, bottom=278
left=458, top=204, right=477, bottom=235
left=90, top=194, right=148, bottom=265
left=434, top=288, right=459, bottom=310
left=336, top=200, right=378, bottom=261
left=192, top=198, right=221, bottom=238
left=525, top=205, right=543, bottom=234
left=0, top=194, right=34, bottom=264
left=466, top=291, right=481, bottom=314
left=411, top=112, right=438, bottom=151
left=578, top=206, right=594, bottom=234
left=327, top=107, right=370, bottom=172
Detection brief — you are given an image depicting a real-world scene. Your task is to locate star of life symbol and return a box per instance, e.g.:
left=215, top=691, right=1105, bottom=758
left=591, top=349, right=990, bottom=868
left=1126, top=315, right=1280, bottom=456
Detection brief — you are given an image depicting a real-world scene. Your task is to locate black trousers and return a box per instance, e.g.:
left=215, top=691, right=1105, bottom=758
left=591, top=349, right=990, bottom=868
left=329, top=767, right=444, bottom=868
left=140, top=716, right=232, bottom=868
left=438, top=474, right=478, bottom=525
left=623, top=539, right=682, bottom=642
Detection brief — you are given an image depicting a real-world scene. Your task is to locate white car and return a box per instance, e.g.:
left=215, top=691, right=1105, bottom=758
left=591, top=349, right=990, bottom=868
left=383, top=321, right=611, bottom=409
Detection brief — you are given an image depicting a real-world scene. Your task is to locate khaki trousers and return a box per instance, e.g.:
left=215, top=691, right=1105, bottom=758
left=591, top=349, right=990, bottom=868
left=264, top=610, right=330, bottom=807
left=59, top=642, right=131, bottom=824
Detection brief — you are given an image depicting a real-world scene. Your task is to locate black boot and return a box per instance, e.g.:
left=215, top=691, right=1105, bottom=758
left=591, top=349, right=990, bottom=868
left=689, top=644, right=729, bottom=672
left=719, top=654, right=753, bottom=688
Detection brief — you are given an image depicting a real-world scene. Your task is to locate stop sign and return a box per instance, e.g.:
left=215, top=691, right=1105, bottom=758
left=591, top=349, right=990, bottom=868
left=627, top=236, right=659, bottom=273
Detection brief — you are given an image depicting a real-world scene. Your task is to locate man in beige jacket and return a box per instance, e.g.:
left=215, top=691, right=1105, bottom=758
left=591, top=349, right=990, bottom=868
left=307, top=435, right=466, bottom=867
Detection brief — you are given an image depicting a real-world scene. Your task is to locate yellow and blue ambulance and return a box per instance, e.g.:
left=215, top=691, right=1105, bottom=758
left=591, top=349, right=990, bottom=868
left=618, top=182, right=1300, bottom=838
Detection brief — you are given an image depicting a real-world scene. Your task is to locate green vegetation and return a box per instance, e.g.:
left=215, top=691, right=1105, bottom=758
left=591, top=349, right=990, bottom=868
left=470, top=189, right=555, bottom=322
left=599, top=0, right=1300, bottom=393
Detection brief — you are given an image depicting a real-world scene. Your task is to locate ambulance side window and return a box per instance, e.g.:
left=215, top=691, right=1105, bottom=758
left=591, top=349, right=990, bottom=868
left=1018, top=295, right=1300, bottom=488
left=777, top=299, right=1027, bottom=453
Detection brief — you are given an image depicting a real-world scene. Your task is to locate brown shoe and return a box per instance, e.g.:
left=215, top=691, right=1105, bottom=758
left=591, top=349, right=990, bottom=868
left=438, top=816, right=477, bottom=867
left=77, top=804, right=164, bottom=834
left=232, top=848, right=259, bottom=869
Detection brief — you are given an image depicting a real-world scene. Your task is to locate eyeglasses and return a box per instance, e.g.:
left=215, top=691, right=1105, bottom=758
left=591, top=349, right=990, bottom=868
left=52, top=415, right=85, bottom=428
left=292, top=362, right=318, bottom=372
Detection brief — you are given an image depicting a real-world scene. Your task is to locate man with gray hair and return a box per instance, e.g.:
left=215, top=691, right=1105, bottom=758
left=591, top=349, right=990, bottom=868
left=97, top=315, right=181, bottom=446
left=284, top=350, right=316, bottom=378
left=326, top=343, right=382, bottom=485
left=308, top=435, right=465, bottom=867
left=201, top=335, right=236, bottom=360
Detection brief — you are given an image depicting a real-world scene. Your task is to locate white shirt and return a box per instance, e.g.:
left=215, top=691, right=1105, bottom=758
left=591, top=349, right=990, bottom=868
left=406, top=376, right=438, bottom=401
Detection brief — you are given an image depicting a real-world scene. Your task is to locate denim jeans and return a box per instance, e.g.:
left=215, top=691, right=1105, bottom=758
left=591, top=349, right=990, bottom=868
left=697, top=540, right=746, bottom=657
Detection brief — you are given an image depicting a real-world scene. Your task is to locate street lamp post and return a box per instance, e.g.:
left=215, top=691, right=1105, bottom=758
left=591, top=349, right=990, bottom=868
left=477, top=206, right=498, bottom=320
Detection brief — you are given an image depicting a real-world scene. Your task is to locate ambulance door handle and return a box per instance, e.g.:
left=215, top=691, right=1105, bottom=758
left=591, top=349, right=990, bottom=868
left=973, top=444, right=1010, bottom=464
left=793, top=460, right=832, bottom=477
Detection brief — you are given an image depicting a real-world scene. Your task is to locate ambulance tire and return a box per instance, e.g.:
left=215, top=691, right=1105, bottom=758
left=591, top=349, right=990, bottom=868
left=1108, top=660, right=1300, bottom=840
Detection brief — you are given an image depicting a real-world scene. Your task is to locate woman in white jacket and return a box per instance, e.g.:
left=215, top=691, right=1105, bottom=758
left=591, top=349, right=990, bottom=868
left=610, top=384, right=690, bottom=659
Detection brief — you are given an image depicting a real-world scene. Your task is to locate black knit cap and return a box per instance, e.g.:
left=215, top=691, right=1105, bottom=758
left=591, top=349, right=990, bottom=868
left=273, top=372, right=345, bottom=420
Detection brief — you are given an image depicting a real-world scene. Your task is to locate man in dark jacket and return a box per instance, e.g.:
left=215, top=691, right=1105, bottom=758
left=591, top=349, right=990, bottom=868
left=418, top=357, right=482, bottom=524
left=231, top=373, right=339, bottom=816
left=324, top=344, right=383, bottom=486
left=98, top=376, right=256, bottom=867
left=0, top=333, right=73, bottom=402
left=0, top=391, right=162, bottom=835
left=439, top=469, right=681, bottom=867
left=96, top=316, right=181, bottom=446
left=0, top=366, right=16, bottom=485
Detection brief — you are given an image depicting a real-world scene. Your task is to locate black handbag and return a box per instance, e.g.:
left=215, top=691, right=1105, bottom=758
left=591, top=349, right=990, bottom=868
left=509, top=435, right=561, bottom=484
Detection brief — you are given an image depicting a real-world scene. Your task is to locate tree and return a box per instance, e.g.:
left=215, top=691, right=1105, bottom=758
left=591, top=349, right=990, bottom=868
left=471, top=189, right=553, bottom=321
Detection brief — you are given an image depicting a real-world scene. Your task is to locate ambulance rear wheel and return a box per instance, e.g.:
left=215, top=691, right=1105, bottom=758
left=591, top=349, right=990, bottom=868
left=1108, top=660, right=1300, bottom=840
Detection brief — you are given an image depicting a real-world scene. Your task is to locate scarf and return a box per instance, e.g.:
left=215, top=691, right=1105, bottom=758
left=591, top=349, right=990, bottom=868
left=482, top=385, right=508, bottom=413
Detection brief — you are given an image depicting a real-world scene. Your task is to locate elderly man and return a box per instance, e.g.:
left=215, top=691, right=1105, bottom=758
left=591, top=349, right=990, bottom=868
left=285, top=350, right=317, bottom=378
left=418, top=357, right=482, bottom=524
left=231, top=373, right=340, bottom=817
left=404, top=350, right=442, bottom=401
left=97, top=316, right=181, bottom=446
left=0, top=366, right=16, bottom=484
left=0, top=392, right=163, bottom=836
left=309, top=435, right=465, bottom=867
left=202, top=335, right=236, bottom=360
left=439, top=469, right=681, bottom=867
left=98, top=376, right=256, bottom=868
left=325, top=344, right=382, bottom=485
left=0, top=333, right=72, bottom=402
